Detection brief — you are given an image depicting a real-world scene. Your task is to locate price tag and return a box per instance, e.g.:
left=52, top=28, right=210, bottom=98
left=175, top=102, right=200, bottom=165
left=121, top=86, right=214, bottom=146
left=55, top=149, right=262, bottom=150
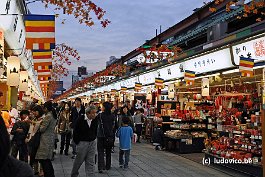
left=259, top=136, right=262, bottom=140
left=248, top=146, right=252, bottom=149
left=254, top=122, right=258, bottom=126
left=255, top=136, right=259, bottom=139
left=251, top=135, right=254, bottom=139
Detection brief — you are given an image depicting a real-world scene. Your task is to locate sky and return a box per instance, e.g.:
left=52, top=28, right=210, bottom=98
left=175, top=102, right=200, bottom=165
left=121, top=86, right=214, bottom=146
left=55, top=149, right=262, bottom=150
left=28, top=0, right=205, bottom=89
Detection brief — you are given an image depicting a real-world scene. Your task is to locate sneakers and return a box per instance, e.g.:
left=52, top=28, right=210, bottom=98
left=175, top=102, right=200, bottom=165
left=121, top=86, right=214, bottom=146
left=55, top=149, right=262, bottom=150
left=119, top=165, right=123, bottom=168
left=71, top=155, right=76, bottom=159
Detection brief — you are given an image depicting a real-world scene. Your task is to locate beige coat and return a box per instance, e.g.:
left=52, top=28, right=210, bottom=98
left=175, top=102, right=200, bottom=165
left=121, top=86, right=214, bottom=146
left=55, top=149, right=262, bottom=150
left=36, top=112, right=57, bottom=160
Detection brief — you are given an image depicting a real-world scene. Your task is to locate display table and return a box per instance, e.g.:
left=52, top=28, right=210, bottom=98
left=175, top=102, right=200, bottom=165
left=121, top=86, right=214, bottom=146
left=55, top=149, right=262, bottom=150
left=164, top=136, right=205, bottom=153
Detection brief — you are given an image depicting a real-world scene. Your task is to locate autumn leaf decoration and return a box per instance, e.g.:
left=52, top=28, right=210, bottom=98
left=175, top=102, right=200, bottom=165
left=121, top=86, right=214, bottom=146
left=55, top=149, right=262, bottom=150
left=42, top=0, right=110, bottom=28
left=211, top=0, right=265, bottom=21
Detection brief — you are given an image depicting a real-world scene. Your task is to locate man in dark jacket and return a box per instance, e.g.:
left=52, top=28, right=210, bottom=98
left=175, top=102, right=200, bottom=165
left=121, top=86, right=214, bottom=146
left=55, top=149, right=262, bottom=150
left=0, top=115, right=34, bottom=177
left=70, top=97, right=85, bottom=159
left=11, top=110, right=30, bottom=162
left=71, top=105, right=98, bottom=177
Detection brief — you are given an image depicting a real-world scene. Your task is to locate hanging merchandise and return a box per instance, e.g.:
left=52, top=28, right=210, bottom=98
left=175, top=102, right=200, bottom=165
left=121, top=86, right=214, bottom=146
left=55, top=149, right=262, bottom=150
left=134, top=82, right=142, bottom=92
left=19, top=71, right=29, bottom=91
left=184, top=70, right=195, bottom=86
left=0, top=28, right=4, bottom=54
left=239, top=57, right=254, bottom=77
left=7, top=56, right=20, bottom=86
left=155, top=78, right=164, bottom=89
left=201, top=78, right=209, bottom=96
left=168, top=83, right=175, bottom=99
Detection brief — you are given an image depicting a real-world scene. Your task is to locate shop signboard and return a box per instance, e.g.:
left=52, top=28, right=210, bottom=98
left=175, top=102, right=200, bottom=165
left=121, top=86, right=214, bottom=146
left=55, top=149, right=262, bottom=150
left=156, top=63, right=184, bottom=80
left=139, top=71, right=156, bottom=85
left=184, top=48, right=233, bottom=74
left=232, top=36, right=265, bottom=65
left=121, top=76, right=138, bottom=88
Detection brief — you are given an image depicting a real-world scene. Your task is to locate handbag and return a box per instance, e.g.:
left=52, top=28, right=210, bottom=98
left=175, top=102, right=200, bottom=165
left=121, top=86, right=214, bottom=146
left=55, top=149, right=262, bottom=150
left=99, top=114, right=114, bottom=148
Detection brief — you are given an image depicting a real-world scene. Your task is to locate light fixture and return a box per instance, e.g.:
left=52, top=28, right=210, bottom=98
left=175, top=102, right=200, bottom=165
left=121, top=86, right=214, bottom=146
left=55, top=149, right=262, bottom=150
left=19, top=71, right=28, bottom=91
left=222, top=69, right=239, bottom=75
left=7, top=56, right=20, bottom=86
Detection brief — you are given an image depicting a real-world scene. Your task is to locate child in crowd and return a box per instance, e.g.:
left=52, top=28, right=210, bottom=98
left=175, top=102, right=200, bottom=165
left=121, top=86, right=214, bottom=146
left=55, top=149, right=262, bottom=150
left=10, top=110, right=30, bottom=162
left=116, top=116, right=133, bottom=169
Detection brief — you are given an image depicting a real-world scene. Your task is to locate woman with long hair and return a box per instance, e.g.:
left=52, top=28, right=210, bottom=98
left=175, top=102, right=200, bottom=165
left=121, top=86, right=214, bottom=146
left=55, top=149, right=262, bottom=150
left=118, top=106, right=134, bottom=128
left=58, top=102, right=71, bottom=155
left=97, top=102, right=115, bottom=173
left=35, top=101, right=57, bottom=177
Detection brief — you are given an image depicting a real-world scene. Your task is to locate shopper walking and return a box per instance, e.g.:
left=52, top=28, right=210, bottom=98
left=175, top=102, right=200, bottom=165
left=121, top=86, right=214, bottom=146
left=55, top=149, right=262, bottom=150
left=71, top=105, right=98, bottom=177
left=97, top=102, right=115, bottom=173
left=0, top=115, right=34, bottom=177
left=58, top=102, right=72, bottom=155
left=118, top=106, right=134, bottom=128
left=35, top=101, right=57, bottom=177
left=133, top=108, right=146, bottom=143
left=10, top=110, right=30, bottom=162
left=70, top=97, right=85, bottom=159
left=116, top=116, right=133, bottom=169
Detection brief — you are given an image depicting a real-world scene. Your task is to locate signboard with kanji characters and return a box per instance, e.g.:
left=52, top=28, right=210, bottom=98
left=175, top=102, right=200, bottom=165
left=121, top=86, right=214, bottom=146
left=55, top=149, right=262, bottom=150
left=232, top=36, right=265, bottom=65
left=184, top=48, right=233, bottom=74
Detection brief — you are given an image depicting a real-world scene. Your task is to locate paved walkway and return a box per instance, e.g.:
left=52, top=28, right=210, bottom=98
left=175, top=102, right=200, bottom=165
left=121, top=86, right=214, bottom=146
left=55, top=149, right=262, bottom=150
left=52, top=142, right=241, bottom=177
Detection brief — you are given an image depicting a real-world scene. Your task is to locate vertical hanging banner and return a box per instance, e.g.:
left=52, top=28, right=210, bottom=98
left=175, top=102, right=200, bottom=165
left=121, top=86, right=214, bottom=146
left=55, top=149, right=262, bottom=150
left=155, top=78, right=164, bottom=89
left=201, top=78, right=209, bottom=96
left=239, top=57, right=254, bottom=77
left=168, top=83, right=175, bottom=99
left=184, top=70, right=195, bottom=86
left=121, top=86, right=127, bottom=93
left=24, top=15, right=55, bottom=50
left=146, top=87, right=152, bottom=101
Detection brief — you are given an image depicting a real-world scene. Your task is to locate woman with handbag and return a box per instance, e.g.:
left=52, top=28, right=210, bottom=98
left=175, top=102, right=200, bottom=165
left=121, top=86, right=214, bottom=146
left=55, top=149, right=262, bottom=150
left=57, top=102, right=71, bottom=155
left=35, top=101, right=57, bottom=177
left=97, top=102, right=115, bottom=173
left=28, top=105, right=44, bottom=176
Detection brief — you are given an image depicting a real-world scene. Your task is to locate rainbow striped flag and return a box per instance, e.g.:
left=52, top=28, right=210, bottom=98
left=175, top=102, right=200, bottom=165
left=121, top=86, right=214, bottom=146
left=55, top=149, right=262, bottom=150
left=239, top=57, right=254, bottom=77
left=121, top=86, right=127, bottom=91
left=135, top=83, right=142, bottom=91
left=24, top=15, right=55, bottom=50
left=155, top=78, right=164, bottom=89
left=185, top=70, right=195, bottom=86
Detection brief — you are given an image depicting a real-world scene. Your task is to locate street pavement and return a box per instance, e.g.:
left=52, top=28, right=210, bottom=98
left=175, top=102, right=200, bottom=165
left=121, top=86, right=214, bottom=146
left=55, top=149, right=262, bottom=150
left=52, top=142, right=244, bottom=177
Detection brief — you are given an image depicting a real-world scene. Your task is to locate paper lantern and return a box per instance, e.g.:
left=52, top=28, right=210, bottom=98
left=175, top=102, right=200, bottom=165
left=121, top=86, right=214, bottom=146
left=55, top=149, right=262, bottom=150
left=201, top=78, right=209, bottom=96
left=196, top=94, right=202, bottom=100
left=168, top=83, right=175, bottom=99
left=7, top=56, right=20, bottom=86
left=146, top=87, right=152, bottom=100
left=19, top=71, right=28, bottom=91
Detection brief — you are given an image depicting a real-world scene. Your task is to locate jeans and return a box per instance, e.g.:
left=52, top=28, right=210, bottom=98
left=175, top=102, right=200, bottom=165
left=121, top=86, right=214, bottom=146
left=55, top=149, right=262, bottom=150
left=61, top=132, right=71, bottom=153
left=119, top=149, right=130, bottom=168
left=39, top=159, right=55, bottom=177
left=71, top=140, right=96, bottom=177
left=97, top=137, right=112, bottom=170
left=11, top=142, right=28, bottom=162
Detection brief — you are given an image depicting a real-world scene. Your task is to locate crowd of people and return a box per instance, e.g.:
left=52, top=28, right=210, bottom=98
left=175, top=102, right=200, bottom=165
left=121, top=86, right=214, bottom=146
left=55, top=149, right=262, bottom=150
left=0, top=98, right=150, bottom=177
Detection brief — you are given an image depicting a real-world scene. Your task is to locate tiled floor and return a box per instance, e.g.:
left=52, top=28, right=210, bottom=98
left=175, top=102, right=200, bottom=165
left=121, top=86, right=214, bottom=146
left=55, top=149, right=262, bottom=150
left=52, top=142, right=241, bottom=177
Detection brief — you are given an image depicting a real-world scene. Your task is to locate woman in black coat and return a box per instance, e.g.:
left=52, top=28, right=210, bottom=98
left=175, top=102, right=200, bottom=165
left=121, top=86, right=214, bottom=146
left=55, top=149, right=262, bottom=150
left=0, top=115, right=34, bottom=177
left=97, top=102, right=115, bottom=173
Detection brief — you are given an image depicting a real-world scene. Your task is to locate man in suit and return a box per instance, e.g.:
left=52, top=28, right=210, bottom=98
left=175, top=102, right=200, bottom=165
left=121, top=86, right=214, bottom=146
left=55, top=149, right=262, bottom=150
left=70, top=97, right=85, bottom=159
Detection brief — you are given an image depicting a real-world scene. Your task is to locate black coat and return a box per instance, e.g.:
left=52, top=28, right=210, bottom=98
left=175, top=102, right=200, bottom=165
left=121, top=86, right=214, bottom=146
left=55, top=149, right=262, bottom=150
left=97, top=113, right=115, bottom=138
left=11, top=121, right=30, bottom=145
left=152, top=128, right=164, bottom=145
left=0, top=156, right=34, bottom=177
left=73, top=114, right=99, bottom=145
left=70, top=106, right=85, bottom=129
